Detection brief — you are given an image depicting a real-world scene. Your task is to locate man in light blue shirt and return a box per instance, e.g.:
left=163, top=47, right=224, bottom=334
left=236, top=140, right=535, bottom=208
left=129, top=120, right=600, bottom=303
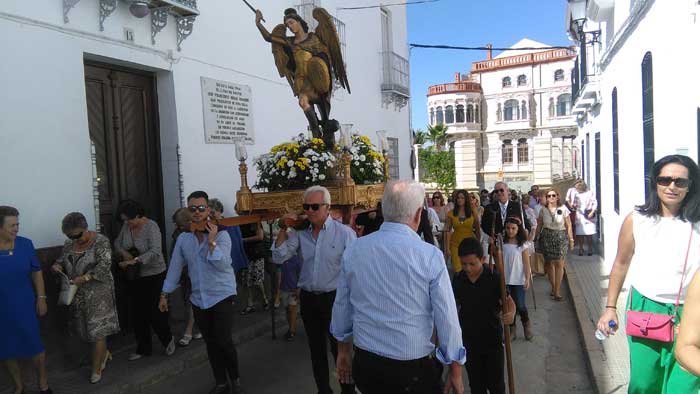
left=272, top=185, right=356, bottom=394
left=331, top=180, right=466, bottom=394
left=158, top=191, right=243, bottom=394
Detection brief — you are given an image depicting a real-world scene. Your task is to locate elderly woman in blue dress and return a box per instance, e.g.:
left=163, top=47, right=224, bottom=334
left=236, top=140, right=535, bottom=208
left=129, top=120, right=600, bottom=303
left=0, top=206, right=53, bottom=394
left=51, top=212, right=120, bottom=384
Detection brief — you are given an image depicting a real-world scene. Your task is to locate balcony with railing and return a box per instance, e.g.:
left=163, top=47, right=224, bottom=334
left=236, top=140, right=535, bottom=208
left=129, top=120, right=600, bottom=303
left=427, top=81, right=482, bottom=96
left=471, top=48, right=576, bottom=73
left=381, top=51, right=410, bottom=110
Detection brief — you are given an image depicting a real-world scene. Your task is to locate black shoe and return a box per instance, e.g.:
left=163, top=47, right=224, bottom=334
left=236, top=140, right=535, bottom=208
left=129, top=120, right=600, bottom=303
left=230, top=379, right=245, bottom=394
left=240, top=306, right=255, bottom=315
left=263, top=302, right=270, bottom=311
left=40, top=389, right=53, bottom=394
left=208, top=383, right=230, bottom=394
left=285, top=330, right=295, bottom=341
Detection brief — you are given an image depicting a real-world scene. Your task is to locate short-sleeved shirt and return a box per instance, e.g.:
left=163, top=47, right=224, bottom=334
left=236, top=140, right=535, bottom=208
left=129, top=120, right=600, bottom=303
left=452, top=265, right=503, bottom=351
left=539, top=206, right=570, bottom=231
left=281, top=255, right=302, bottom=291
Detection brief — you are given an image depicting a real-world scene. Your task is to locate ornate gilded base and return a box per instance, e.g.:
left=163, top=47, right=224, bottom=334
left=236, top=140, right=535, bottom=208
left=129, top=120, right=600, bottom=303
left=236, top=183, right=384, bottom=224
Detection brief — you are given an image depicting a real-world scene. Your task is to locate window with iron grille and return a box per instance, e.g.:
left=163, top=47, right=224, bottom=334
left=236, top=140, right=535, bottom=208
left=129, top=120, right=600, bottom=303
left=517, top=75, right=527, bottom=86
left=466, top=104, right=473, bottom=122
left=436, top=106, right=444, bottom=124
left=502, top=140, right=513, bottom=164
left=502, top=77, right=511, bottom=88
left=641, top=52, right=654, bottom=200
left=445, top=105, right=454, bottom=123
left=456, top=105, right=465, bottom=123
left=612, top=88, right=620, bottom=213
left=554, top=69, right=565, bottom=82
left=557, top=94, right=572, bottom=116
left=429, top=108, right=435, bottom=125
left=504, top=99, right=519, bottom=121
left=517, top=139, right=528, bottom=164
left=388, top=137, right=400, bottom=179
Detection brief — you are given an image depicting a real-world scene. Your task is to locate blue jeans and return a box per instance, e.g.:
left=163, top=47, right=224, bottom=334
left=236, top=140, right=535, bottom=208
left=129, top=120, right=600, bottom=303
left=507, top=285, right=529, bottom=323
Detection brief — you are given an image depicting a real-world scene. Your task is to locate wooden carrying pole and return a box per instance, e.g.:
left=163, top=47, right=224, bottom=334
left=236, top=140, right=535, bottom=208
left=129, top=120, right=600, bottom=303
left=495, top=235, right=516, bottom=394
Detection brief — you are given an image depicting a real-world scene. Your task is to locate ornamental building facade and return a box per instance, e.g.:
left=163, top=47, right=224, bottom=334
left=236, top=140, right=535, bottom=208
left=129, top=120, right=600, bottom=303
left=1, top=0, right=410, bottom=249
left=426, top=39, right=578, bottom=192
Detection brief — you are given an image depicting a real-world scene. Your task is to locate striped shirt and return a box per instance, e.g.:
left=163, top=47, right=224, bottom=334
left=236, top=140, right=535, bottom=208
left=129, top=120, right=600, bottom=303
left=271, top=215, right=356, bottom=292
left=330, top=222, right=466, bottom=364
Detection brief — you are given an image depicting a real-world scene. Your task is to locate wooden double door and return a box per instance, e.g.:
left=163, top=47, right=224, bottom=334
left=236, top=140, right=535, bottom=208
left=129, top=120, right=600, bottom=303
left=84, top=62, right=165, bottom=240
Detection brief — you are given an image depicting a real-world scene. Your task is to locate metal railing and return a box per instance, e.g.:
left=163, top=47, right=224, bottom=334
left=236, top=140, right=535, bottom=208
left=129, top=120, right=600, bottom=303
left=381, top=51, right=410, bottom=97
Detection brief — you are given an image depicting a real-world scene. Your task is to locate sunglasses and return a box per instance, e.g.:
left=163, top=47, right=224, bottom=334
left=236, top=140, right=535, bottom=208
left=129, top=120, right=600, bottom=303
left=432, top=196, right=441, bottom=199
left=303, top=203, right=328, bottom=211
left=188, top=205, right=208, bottom=213
left=547, top=194, right=558, bottom=198
left=67, top=231, right=84, bottom=240
left=656, top=176, right=690, bottom=188
left=495, top=188, right=506, bottom=194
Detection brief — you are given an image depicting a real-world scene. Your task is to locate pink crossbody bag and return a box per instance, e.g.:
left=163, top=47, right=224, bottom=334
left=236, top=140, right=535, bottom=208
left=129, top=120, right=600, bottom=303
left=625, top=223, right=694, bottom=342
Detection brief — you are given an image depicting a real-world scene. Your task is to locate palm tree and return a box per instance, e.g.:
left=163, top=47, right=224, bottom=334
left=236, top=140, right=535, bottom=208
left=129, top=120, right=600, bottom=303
left=427, top=124, right=448, bottom=151
left=413, top=129, right=427, bottom=146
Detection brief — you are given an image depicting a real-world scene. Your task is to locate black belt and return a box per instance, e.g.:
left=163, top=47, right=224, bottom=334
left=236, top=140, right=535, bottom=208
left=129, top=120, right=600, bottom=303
left=354, top=346, right=433, bottom=366
left=302, top=289, right=335, bottom=296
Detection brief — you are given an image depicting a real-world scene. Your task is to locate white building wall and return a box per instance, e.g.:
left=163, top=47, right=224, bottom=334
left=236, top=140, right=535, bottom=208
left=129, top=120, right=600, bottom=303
left=0, top=0, right=410, bottom=248
left=572, top=0, right=700, bottom=261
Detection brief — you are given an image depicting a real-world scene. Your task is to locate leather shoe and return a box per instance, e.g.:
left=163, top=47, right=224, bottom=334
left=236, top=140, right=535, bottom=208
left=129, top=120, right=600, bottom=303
left=208, top=384, right=230, bottom=394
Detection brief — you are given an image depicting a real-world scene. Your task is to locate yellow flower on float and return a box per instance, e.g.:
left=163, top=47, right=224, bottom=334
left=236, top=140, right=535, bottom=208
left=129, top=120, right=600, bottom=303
left=277, top=157, right=288, bottom=169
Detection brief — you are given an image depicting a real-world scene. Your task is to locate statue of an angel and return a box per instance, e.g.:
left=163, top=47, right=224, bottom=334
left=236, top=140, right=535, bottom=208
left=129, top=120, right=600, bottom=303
left=255, top=7, right=350, bottom=149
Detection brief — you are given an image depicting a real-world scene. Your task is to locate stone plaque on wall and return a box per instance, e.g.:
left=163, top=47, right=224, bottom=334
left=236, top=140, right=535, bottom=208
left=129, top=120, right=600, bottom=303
left=201, top=77, right=254, bottom=144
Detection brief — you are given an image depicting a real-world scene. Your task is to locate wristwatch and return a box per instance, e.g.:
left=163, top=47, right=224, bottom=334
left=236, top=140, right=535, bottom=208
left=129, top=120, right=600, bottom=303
left=209, top=241, right=217, bottom=247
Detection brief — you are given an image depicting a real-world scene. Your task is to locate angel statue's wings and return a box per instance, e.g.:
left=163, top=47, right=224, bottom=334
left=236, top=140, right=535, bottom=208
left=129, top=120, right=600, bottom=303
left=270, top=24, right=295, bottom=92
left=313, top=8, right=351, bottom=94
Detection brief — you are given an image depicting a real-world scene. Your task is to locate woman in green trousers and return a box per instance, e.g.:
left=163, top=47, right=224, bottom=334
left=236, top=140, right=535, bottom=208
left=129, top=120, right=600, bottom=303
left=597, top=154, right=700, bottom=394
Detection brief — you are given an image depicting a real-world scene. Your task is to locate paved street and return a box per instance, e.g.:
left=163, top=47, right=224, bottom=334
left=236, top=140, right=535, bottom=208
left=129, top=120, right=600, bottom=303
left=144, top=275, right=594, bottom=394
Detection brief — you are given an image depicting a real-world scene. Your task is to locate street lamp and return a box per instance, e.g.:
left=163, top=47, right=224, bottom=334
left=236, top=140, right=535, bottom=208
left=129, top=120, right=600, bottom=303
left=128, top=1, right=150, bottom=18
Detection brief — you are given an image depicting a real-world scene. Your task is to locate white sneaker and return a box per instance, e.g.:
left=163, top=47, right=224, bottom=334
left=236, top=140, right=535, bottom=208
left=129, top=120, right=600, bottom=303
left=165, top=337, right=176, bottom=356
left=193, top=332, right=203, bottom=340
left=128, top=353, right=143, bottom=361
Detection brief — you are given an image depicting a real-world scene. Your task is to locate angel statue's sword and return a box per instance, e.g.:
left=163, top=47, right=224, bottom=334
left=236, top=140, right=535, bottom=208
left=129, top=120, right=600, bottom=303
left=242, top=0, right=265, bottom=22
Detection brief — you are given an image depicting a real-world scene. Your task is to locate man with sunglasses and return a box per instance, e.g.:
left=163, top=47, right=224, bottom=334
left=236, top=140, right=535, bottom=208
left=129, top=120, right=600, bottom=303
left=482, top=182, right=531, bottom=245
left=159, top=191, right=244, bottom=394
left=272, top=185, right=357, bottom=394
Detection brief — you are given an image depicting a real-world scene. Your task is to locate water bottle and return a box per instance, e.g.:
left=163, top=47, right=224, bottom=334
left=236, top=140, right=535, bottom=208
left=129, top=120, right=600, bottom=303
left=595, top=320, right=618, bottom=340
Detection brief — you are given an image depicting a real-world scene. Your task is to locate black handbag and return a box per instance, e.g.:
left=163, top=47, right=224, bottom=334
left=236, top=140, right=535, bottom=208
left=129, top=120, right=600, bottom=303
left=124, top=247, right=141, bottom=281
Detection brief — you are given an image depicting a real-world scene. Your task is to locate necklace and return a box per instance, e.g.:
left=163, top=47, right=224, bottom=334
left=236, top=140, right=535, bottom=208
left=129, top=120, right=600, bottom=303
left=0, top=240, right=15, bottom=256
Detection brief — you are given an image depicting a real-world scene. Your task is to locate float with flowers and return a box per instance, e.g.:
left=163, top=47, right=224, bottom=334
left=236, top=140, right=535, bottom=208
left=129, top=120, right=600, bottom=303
left=235, top=127, right=389, bottom=223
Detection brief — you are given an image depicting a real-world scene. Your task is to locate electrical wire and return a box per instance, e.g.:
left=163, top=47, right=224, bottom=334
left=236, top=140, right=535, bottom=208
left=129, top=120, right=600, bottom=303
left=410, top=43, right=574, bottom=51
left=338, top=0, right=440, bottom=10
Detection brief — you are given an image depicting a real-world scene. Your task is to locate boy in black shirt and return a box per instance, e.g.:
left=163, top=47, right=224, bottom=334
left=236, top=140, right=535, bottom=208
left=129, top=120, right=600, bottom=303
left=452, top=238, right=506, bottom=394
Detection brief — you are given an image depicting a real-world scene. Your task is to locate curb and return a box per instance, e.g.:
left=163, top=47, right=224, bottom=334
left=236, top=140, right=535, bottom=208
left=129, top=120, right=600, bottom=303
left=565, top=264, right=607, bottom=394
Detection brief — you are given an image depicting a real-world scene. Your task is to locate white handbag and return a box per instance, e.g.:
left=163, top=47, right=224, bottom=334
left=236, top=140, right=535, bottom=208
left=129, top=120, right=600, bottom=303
left=57, top=272, right=78, bottom=306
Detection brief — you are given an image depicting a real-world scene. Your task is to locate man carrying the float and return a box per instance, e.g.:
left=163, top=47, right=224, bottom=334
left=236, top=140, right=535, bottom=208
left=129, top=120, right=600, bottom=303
left=272, top=186, right=357, bottom=394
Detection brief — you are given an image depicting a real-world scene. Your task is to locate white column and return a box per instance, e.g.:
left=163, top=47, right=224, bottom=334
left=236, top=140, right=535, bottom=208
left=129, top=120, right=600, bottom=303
left=413, top=144, right=420, bottom=181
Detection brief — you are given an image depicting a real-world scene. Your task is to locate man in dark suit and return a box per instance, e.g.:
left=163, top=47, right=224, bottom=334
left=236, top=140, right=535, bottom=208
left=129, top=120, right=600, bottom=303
left=481, top=182, right=531, bottom=241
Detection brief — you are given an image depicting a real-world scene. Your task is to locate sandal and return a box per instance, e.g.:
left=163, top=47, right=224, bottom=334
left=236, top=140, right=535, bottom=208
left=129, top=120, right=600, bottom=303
left=554, top=295, right=563, bottom=301
left=240, top=305, right=256, bottom=315
left=178, top=335, right=192, bottom=347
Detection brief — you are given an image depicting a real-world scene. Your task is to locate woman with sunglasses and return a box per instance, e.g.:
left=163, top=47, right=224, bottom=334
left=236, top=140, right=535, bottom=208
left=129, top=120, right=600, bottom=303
left=445, top=189, right=480, bottom=273
left=114, top=200, right=175, bottom=362
left=596, top=155, right=700, bottom=394
left=535, top=189, right=574, bottom=301
left=430, top=192, right=448, bottom=249
left=0, top=206, right=53, bottom=394
left=52, top=212, right=120, bottom=383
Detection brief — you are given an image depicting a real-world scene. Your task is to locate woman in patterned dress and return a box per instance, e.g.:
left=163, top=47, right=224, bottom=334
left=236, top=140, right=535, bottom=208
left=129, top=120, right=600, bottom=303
left=52, top=212, right=119, bottom=384
left=535, top=189, right=574, bottom=301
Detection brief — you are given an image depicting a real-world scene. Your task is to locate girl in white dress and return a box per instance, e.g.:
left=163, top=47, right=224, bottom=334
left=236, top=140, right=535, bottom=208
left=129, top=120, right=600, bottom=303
left=502, top=217, right=533, bottom=340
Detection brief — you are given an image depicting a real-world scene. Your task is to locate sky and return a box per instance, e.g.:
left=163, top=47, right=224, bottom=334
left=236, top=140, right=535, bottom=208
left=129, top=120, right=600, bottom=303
left=407, top=0, right=572, bottom=131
